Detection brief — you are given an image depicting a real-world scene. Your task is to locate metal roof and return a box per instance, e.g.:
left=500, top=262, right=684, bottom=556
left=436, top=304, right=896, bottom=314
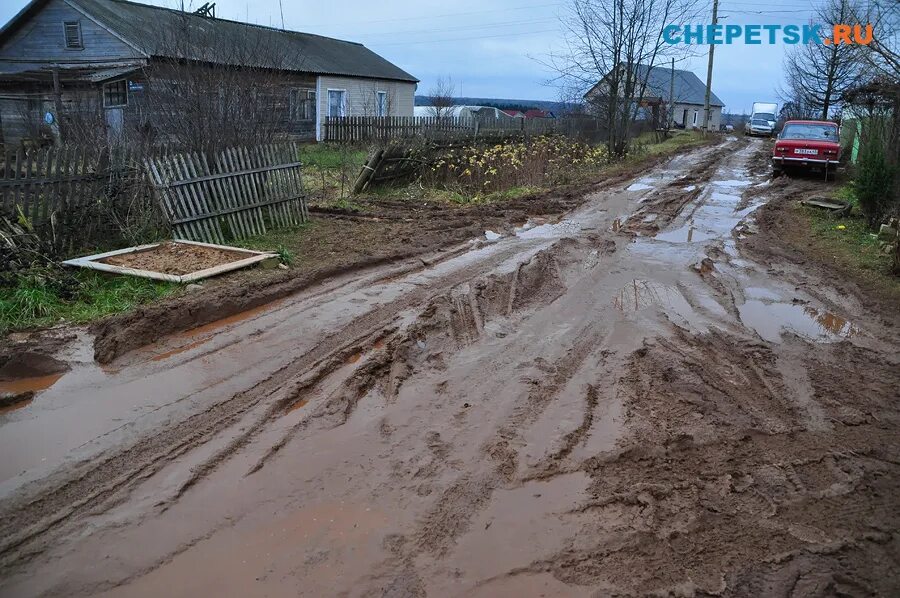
left=584, top=64, right=724, bottom=108
left=636, top=64, right=724, bottom=107
left=0, top=0, right=417, bottom=83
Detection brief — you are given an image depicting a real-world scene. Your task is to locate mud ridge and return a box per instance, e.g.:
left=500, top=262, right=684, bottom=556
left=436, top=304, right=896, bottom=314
left=0, top=244, right=532, bottom=572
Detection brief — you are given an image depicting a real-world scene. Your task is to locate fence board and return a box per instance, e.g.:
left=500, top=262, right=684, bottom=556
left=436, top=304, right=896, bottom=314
left=146, top=143, right=306, bottom=244
left=320, top=115, right=585, bottom=143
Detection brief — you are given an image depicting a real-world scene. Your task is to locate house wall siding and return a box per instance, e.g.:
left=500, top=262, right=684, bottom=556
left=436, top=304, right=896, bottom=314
left=0, top=0, right=143, bottom=63
left=673, top=103, right=722, bottom=131
left=316, top=75, right=415, bottom=138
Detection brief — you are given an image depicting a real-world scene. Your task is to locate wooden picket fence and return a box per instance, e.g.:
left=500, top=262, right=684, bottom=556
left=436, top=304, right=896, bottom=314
left=0, top=142, right=309, bottom=255
left=0, top=146, right=145, bottom=252
left=145, top=143, right=308, bottom=244
left=322, top=116, right=566, bottom=143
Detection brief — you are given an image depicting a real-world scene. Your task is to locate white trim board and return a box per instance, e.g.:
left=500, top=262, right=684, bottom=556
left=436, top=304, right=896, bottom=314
left=62, top=240, right=277, bottom=283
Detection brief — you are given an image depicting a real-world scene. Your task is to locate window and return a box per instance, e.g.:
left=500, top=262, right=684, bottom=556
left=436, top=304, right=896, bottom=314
left=289, top=89, right=315, bottom=121
left=64, top=21, right=82, bottom=49
left=327, top=89, right=346, bottom=117
left=375, top=91, right=387, bottom=117
left=692, top=110, right=698, bottom=126
left=780, top=123, right=838, bottom=141
left=103, top=80, right=128, bottom=107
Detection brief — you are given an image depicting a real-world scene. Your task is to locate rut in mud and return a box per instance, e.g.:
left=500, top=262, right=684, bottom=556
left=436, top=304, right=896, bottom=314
left=1, top=137, right=898, bottom=597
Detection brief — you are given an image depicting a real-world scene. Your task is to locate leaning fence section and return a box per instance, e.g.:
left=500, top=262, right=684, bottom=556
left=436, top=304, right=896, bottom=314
left=146, top=143, right=308, bottom=245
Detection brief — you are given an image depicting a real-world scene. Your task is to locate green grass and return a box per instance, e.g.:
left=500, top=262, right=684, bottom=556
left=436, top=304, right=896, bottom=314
left=801, top=207, right=894, bottom=276
left=234, top=222, right=315, bottom=258
left=797, top=179, right=898, bottom=296
left=0, top=270, right=176, bottom=334
left=299, top=144, right=369, bottom=169
left=638, top=130, right=709, bottom=156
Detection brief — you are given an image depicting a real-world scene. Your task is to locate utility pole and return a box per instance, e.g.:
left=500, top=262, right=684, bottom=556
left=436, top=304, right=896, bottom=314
left=702, top=0, right=718, bottom=133
left=668, top=58, right=675, bottom=130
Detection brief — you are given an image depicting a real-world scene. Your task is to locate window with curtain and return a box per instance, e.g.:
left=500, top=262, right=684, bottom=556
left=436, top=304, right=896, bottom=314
left=327, top=90, right=346, bottom=117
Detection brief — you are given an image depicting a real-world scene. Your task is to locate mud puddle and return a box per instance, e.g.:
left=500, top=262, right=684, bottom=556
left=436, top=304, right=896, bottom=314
left=143, top=300, right=287, bottom=363
left=654, top=189, right=760, bottom=244
left=0, top=373, right=65, bottom=408
left=738, top=299, right=859, bottom=343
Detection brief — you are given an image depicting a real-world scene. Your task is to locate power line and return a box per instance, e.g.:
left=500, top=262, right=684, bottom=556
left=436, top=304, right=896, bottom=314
left=340, top=18, right=553, bottom=39
left=313, top=2, right=562, bottom=28
left=372, top=28, right=561, bottom=47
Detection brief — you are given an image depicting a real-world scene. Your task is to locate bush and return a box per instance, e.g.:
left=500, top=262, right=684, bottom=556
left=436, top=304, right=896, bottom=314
left=855, top=124, right=897, bottom=227
left=425, top=136, right=609, bottom=199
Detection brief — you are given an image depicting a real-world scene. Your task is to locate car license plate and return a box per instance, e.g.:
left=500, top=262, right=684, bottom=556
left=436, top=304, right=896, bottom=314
left=795, top=148, right=818, bottom=155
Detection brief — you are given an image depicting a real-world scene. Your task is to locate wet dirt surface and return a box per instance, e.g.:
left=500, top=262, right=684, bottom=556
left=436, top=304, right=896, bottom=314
left=1, top=138, right=898, bottom=597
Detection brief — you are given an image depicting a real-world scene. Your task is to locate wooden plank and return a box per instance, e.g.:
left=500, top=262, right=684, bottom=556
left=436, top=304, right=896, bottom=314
left=215, top=149, right=250, bottom=239
left=0, top=151, right=8, bottom=212
left=261, top=144, right=282, bottom=228
left=175, top=153, right=213, bottom=243
left=237, top=146, right=266, bottom=235
left=160, top=154, right=194, bottom=241
left=228, top=146, right=261, bottom=236
left=186, top=151, right=225, bottom=244
left=201, top=151, right=242, bottom=240
left=12, top=148, right=24, bottom=223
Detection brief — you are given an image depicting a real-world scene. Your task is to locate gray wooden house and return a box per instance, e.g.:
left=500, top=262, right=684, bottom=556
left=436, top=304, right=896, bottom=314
left=0, top=0, right=418, bottom=146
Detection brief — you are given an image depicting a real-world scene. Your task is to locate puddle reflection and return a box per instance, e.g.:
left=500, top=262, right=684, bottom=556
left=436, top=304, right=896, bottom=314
left=738, top=300, right=859, bottom=343
left=0, top=372, right=65, bottom=414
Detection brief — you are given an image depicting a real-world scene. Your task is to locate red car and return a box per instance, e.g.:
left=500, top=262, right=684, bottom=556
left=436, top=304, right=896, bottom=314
left=772, top=120, right=841, bottom=177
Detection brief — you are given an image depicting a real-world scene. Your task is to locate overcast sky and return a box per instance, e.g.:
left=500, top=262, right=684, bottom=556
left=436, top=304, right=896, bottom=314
left=2, top=0, right=829, bottom=113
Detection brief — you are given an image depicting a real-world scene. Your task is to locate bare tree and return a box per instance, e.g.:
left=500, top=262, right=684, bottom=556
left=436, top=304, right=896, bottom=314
left=781, top=0, right=864, bottom=120
left=850, top=0, right=899, bottom=82
left=361, top=82, right=394, bottom=117
left=425, top=76, right=456, bottom=119
left=136, top=13, right=308, bottom=153
left=550, top=0, right=702, bottom=156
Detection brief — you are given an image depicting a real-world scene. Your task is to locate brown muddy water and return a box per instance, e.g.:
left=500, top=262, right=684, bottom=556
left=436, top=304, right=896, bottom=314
left=1, top=138, right=898, bottom=597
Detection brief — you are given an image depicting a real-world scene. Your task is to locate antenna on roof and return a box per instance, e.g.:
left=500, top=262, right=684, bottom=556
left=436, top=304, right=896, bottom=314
left=194, top=2, right=216, bottom=18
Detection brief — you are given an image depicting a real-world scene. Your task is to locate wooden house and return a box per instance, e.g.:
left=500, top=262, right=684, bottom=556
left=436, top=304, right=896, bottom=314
left=0, top=0, right=418, bottom=146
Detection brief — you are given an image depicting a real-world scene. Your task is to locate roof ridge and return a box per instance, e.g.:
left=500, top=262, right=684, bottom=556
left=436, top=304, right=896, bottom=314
left=90, top=0, right=365, bottom=47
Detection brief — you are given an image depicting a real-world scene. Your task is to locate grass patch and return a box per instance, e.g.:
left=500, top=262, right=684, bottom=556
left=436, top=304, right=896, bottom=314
left=299, top=144, right=369, bottom=202
left=797, top=204, right=899, bottom=292
left=299, top=144, right=368, bottom=169
left=635, top=130, right=709, bottom=156
left=233, top=222, right=316, bottom=264
left=1, top=269, right=176, bottom=334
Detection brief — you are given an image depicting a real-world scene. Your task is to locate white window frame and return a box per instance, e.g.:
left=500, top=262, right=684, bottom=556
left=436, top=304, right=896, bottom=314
left=63, top=21, right=83, bottom=50
left=692, top=110, right=698, bottom=126
left=375, top=90, right=387, bottom=117
left=103, top=79, right=128, bottom=108
left=326, top=88, right=348, bottom=117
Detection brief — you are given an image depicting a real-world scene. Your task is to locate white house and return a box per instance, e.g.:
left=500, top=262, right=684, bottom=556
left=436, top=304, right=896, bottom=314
left=584, top=64, right=725, bottom=131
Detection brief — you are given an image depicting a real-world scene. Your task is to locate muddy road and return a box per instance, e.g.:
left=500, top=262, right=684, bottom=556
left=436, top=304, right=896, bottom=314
left=1, top=137, right=898, bottom=597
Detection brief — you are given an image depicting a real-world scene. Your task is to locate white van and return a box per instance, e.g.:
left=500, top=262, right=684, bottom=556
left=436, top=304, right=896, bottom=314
left=745, top=102, right=778, bottom=137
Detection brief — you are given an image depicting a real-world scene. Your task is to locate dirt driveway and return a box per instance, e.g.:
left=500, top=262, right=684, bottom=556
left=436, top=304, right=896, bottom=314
left=1, top=137, right=898, bottom=597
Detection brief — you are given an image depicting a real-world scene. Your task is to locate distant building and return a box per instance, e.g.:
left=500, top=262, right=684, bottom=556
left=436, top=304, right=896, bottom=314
left=414, top=105, right=514, bottom=121
left=523, top=109, right=555, bottom=119
left=0, top=0, right=418, bottom=144
left=584, top=64, right=724, bottom=131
